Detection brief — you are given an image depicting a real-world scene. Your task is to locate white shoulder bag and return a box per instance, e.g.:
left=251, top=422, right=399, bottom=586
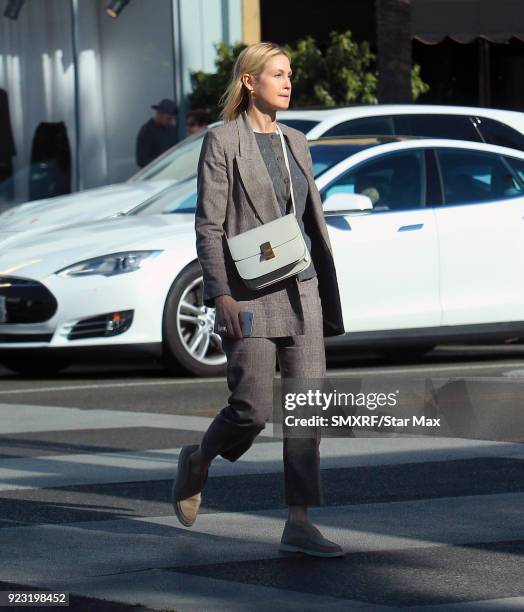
left=225, top=125, right=311, bottom=291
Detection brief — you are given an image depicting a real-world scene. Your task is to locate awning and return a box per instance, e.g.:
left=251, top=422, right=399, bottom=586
left=411, top=0, right=524, bottom=44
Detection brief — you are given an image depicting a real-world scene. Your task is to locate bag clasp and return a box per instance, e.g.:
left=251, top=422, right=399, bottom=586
left=260, top=241, right=275, bottom=260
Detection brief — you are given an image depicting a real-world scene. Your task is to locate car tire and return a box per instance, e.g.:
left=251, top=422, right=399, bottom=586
left=0, top=354, right=71, bottom=377
left=162, top=261, right=227, bottom=377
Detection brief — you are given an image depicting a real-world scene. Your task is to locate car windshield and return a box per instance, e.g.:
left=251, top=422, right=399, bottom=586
left=277, top=119, right=320, bottom=135
left=128, top=130, right=208, bottom=183
left=130, top=141, right=379, bottom=216
left=130, top=179, right=198, bottom=216
left=309, top=141, right=378, bottom=177
left=129, top=120, right=320, bottom=183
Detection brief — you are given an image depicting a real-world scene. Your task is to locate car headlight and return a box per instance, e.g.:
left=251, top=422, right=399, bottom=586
left=55, top=250, right=163, bottom=278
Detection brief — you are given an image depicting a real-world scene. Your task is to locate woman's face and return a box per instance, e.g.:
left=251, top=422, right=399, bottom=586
left=244, top=54, right=292, bottom=112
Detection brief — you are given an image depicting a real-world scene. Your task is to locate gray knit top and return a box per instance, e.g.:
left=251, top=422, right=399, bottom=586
left=253, top=130, right=317, bottom=280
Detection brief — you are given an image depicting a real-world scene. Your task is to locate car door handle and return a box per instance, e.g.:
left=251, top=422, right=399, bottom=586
left=398, top=223, right=423, bottom=232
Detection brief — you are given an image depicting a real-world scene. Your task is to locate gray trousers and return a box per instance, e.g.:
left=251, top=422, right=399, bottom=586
left=200, top=333, right=326, bottom=506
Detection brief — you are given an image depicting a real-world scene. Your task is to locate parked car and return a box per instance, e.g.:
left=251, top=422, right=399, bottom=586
left=277, top=104, right=524, bottom=151
left=1, top=136, right=524, bottom=376
left=2, top=105, right=524, bottom=248
left=0, top=125, right=220, bottom=248
left=0, top=179, right=174, bottom=247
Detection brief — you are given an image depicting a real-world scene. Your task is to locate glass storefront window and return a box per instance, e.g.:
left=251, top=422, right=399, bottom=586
left=0, top=0, right=175, bottom=212
left=0, top=0, right=75, bottom=210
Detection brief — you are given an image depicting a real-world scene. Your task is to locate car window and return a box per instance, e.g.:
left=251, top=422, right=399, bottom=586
left=277, top=119, right=320, bottom=134
left=322, top=150, right=425, bottom=212
left=436, top=148, right=524, bottom=206
left=504, top=156, right=524, bottom=184
left=475, top=116, right=524, bottom=150
left=322, top=116, right=395, bottom=138
left=394, top=114, right=481, bottom=141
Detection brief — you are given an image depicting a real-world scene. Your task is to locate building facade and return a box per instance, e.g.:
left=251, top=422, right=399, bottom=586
left=0, top=0, right=247, bottom=204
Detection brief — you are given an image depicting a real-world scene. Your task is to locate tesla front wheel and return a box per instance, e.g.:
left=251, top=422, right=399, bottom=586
left=162, top=262, right=227, bottom=377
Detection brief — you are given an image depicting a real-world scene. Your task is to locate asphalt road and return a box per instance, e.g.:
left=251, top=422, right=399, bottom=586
left=0, top=345, right=523, bottom=610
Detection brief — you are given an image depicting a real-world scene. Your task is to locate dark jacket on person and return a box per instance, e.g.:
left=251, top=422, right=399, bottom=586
left=135, top=118, right=178, bottom=168
left=0, top=89, right=16, bottom=167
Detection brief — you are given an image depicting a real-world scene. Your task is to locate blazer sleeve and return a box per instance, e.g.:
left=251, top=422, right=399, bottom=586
left=195, top=129, right=232, bottom=307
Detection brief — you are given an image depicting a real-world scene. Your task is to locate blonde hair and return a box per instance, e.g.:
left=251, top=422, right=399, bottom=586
left=220, top=42, right=291, bottom=122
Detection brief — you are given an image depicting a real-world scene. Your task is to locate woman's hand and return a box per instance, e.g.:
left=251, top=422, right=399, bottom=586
left=214, top=295, right=245, bottom=339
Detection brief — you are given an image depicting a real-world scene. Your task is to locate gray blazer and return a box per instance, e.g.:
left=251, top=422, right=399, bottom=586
left=194, top=110, right=344, bottom=338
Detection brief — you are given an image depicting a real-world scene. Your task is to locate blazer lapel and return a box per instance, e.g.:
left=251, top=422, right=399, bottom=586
left=234, top=111, right=282, bottom=224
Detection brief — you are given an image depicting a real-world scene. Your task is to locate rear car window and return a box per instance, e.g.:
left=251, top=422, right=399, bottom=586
left=322, top=116, right=395, bottom=138
left=475, top=116, right=524, bottom=151
left=394, top=114, right=481, bottom=141
left=277, top=119, right=320, bottom=135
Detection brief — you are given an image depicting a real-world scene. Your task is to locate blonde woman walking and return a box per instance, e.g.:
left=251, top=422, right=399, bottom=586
left=172, top=42, right=345, bottom=557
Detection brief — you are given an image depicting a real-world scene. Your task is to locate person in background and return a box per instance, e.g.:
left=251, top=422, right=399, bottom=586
left=135, top=99, right=178, bottom=168
left=0, top=88, right=16, bottom=202
left=186, top=109, right=212, bottom=135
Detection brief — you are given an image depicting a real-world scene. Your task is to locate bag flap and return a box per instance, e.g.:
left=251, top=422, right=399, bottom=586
left=227, top=214, right=302, bottom=261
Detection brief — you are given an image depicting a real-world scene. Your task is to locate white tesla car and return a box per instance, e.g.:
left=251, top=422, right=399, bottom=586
left=2, top=104, right=524, bottom=248
left=1, top=136, right=524, bottom=377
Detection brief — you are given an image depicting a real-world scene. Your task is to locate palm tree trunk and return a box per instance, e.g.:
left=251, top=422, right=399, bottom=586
left=376, top=0, right=413, bottom=103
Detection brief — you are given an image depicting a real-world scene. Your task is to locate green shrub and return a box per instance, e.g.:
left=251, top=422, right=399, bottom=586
left=189, top=31, right=428, bottom=120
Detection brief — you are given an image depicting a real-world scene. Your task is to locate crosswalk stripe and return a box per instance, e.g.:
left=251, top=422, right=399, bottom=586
left=0, top=403, right=276, bottom=437
left=0, top=434, right=522, bottom=492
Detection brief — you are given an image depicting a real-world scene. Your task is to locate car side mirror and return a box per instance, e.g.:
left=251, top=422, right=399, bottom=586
left=323, top=192, right=373, bottom=215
